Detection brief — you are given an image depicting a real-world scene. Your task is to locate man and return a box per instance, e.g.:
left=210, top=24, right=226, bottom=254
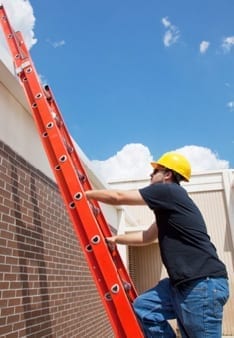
left=85, top=152, right=229, bottom=338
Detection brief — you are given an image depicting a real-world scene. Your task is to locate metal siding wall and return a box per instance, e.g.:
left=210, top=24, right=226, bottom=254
left=129, top=244, right=163, bottom=293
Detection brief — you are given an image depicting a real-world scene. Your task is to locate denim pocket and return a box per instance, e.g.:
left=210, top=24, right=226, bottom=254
left=212, top=278, right=229, bottom=318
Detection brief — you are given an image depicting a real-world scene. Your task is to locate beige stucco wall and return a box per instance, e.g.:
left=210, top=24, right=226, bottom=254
left=0, top=59, right=53, bottom=179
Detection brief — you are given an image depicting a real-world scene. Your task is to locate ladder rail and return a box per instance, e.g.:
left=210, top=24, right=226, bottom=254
left=0, top=5, right=144, bottom=337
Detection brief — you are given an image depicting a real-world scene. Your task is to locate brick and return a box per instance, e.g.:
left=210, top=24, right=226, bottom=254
left=0, top=325, right=14, bottom=335
left=5, top=332, right=18, bottom=338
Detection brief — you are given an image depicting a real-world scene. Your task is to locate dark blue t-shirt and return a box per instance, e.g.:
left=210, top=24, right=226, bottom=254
left=139, top=182, right=227, bottom=286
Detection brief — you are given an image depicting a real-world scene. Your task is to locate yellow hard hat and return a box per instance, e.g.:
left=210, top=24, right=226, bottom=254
left=151, top=152, right=191, bottom=181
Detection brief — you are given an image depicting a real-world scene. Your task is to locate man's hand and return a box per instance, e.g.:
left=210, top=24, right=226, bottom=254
left=106, top=236, right=117, bottom=251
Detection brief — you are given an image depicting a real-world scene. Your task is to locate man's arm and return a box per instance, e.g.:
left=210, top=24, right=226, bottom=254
left=106, top=222, right=158, bottom=247
left=85, top=189, right=146, bottom=206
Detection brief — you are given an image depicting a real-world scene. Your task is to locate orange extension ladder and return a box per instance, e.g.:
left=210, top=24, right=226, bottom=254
left=0, top=5, right=143, bottom=338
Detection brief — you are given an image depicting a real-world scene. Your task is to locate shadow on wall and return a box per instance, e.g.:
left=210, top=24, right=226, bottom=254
left=224, top=219, right=234, bottom=272
left=10, top=162, right=53, bottom=336
left=223, top=190, right=234, bottom=271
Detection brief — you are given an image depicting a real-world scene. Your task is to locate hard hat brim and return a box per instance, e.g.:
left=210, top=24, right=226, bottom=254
left=150, top=161, right=190, bottom=181
left=151, top=162, right=158, bottom=168
left=151, top=162, right=164, bottom=169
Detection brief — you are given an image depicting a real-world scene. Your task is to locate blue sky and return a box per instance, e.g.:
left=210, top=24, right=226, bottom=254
left=1, top=0, right=234, bottom=179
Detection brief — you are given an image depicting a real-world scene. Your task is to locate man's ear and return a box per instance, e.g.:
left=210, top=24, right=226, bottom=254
left=164, top=170, right=173, bottom=181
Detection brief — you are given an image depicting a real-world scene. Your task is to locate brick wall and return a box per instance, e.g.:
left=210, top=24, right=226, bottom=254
left=0, top=140, right=113, bottom=338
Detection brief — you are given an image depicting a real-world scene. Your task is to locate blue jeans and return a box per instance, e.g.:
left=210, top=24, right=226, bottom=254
left=133, top=277, right=229, bottom=338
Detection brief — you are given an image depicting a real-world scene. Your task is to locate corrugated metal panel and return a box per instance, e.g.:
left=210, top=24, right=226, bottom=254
left=128, top=244, right=178, bottom=333
left=129, top=244, right=162, bottom=293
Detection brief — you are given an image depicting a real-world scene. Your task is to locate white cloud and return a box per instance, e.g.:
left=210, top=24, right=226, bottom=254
left=222, top=36, right=234, bottom=53
left=161, top=16, right=180, bottom=47
left=91, top=144, right=229, bottom=182
left=92, top=144, right=153, bottom=181
left=0, top=0, right=36, bottom=71
left=46, top=39, right=66, bottom=48
left=200, top=41, right=210, bottom=54
left=53, top=40, right=65, bottom=48
left=227, top=101, right=234, bottom=112
left=174, top=145, right=229, bottom=173
left=0, top=0, right=37, bottom=49
left=161, top=17, right=171, bottom=28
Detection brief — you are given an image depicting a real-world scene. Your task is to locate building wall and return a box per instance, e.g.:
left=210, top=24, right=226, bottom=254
left=0, top=140, right=114, bottom=338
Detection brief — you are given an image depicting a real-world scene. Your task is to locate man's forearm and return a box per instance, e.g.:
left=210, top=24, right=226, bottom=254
left=85, top=189, right=145, bottom=206
left=108, top=232, right=145, bottom=246
left=85, top=189, right=120, bottom=205
left=107, top=225, right=157, bottom=246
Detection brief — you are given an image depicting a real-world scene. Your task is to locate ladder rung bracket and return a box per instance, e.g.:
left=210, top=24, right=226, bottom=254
left=15, top=60, right=31, bottom=74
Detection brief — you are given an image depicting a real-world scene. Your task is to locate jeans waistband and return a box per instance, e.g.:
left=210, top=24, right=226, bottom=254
left=176, top=275, right=228, bottom=287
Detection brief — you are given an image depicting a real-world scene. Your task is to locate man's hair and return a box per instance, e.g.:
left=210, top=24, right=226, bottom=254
left=167, top=169, right=183, bottom=185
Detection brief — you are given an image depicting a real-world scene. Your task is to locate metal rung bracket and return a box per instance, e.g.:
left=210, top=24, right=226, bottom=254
left=15, top=61, right=31, bottom=74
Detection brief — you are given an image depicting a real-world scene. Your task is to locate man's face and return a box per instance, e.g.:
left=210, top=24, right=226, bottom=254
left=150, top=166, right=168, bottom=184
